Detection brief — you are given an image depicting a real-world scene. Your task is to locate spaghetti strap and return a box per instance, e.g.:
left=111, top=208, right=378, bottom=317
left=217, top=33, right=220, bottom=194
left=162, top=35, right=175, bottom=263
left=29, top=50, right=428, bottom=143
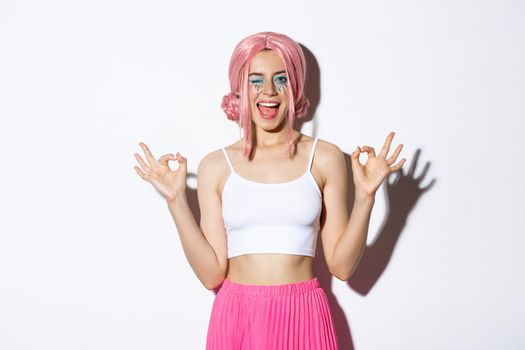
left=222, top=148, right=235, bottom=173
left=307, top=137, right=319, bottom=171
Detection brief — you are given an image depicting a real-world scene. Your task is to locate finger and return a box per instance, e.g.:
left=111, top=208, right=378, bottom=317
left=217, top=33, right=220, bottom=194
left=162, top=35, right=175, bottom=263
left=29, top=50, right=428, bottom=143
left=350, top=146, right=362, bottom=167
left=390, top=158, right=407, bottom=172
left=378, top=131, right=395, bottom=158
left=386, top=144, right=403, bottom=165
left=159, top=154, right=176, bottom=166
left=134, top=165, right=149, bottom=179
left=361, top=145, right=376, bottom=157
left=350, top=146, right=361, bottom=159
left=139, top=142, right=158, bottom=166
left=176, top=152, right=187, bottom=169
left=134, top=152, right=151, bottom=174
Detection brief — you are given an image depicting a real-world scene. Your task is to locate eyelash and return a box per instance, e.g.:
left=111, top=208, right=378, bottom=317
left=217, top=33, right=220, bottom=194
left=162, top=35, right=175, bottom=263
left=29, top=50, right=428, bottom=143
left=275, top=76, right=287, bottom=85
left=249, top=79, right=264, bottom=87
left=249, top=76, right=288, bottom=87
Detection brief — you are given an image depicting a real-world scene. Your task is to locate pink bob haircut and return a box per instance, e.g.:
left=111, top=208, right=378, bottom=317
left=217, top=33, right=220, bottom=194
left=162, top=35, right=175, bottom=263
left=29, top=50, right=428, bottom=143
left=221, top=31, right=310, bottom=158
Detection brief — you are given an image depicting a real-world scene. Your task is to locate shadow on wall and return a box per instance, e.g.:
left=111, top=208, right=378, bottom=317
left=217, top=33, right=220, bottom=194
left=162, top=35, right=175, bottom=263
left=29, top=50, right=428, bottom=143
left=182, top=44, right=436, bottom=350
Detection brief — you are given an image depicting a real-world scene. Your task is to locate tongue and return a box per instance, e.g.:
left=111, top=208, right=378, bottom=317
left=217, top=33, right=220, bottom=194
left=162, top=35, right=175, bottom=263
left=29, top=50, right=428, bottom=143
left=258, top=105, right=278, bottom=118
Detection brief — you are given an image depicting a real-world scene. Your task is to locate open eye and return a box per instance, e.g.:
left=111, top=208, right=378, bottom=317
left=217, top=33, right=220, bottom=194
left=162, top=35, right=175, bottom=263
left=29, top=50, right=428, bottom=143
left=249, top=79, right=264, bottom=86
left=274, top=76, right=288, bottom=85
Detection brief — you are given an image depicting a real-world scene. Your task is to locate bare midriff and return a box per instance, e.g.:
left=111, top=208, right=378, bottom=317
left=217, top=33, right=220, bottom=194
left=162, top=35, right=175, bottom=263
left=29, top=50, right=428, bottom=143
left=226, top=253, right=316, bottom=285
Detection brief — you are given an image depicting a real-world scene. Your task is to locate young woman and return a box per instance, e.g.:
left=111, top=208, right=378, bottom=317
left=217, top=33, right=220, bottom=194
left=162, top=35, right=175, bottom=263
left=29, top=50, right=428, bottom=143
left=133, top=32, right=406, bottom=350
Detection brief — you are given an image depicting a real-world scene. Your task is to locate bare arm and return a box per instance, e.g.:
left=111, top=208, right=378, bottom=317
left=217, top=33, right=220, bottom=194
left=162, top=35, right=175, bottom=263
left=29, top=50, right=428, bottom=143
left=318, top=141, right=366, bottom=281
left=134, top=142, right=228, bottom=290
left=331, top=190, right=375, bottom=281
left=166, top=198, right=223, bottom=290
left=167, top=152, right=229, bottom=290
left=320, top=133, right=405, bottom=281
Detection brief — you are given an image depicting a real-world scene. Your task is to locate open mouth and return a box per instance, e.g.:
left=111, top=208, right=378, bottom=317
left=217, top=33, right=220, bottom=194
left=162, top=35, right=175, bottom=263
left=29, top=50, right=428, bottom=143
left=256, top=101, right=280, bottom=119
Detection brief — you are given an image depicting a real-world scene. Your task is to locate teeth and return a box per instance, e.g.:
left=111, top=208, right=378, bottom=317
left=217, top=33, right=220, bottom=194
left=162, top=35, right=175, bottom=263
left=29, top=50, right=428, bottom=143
left=258, top=102, right=279, bottom=107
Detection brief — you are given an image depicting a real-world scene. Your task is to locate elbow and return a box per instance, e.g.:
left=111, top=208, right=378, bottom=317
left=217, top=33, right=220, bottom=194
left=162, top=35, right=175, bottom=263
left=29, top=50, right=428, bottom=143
left=204, top=282, right=217, bottom=291
left=332, top=271, right=350, bottom=282
left=204, top=263, right=229, bottom=290
left=204, top=280, right=220, bottom=291
left=329, top=266, right=348, bottom=282
left=329, top=264, right=354, bottom=282
left=204, top=274, right=226, bottom=291
left=330, top=251, right=364, bottom=282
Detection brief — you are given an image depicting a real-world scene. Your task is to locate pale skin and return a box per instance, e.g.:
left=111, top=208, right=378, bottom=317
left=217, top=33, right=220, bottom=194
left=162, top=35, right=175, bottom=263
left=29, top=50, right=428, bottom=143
left=133, top=50, right=406, bottom=290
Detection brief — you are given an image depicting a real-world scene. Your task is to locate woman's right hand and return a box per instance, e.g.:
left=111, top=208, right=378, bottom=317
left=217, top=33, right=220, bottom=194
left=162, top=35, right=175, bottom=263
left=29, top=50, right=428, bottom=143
left=133, top=142, right=187, bottom=202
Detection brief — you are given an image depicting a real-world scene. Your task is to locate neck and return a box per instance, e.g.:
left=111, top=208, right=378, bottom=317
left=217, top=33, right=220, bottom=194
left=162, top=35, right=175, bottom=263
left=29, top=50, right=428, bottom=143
left=251, top=122, right=299, bottom=149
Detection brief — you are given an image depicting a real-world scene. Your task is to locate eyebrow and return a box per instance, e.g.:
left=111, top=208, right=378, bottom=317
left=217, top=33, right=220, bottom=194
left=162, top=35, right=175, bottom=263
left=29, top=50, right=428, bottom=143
left=248, top=70, right=287, bottom=77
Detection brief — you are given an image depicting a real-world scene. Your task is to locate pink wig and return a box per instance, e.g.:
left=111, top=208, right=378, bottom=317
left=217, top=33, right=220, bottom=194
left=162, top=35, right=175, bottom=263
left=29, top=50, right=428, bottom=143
left=221, top=32, right=310, bottom=158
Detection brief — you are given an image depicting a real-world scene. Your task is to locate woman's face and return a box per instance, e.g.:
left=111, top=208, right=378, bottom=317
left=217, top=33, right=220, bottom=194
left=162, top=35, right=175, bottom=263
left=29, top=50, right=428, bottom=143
left=247, top=49, right=289, bottom=131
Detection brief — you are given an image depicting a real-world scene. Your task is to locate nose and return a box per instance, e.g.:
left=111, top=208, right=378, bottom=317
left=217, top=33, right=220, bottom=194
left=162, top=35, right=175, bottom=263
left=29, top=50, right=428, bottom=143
left=262, top=80, right=277, bottom=96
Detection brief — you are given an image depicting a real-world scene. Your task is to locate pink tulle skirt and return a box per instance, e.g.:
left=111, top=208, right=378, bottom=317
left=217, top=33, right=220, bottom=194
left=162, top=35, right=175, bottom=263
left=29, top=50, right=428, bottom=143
left=206, top=277, right=339, bottom=349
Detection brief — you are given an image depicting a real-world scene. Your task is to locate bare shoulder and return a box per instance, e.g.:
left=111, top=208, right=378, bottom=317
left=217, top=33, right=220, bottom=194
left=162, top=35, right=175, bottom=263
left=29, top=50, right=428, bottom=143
left=197, top=147, right=231, bottom=194
left=315, top=137, right=344, bottom=157
left=198, top=148, right=226, bottom=171
left=313, top=138, right=347, bottom=186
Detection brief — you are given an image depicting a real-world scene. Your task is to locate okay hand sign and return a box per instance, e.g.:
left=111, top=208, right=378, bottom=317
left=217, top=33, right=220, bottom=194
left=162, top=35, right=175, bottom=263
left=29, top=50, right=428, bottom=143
left=133, top=142, right=188, bottom=202
left=350, top=132, right=406, bottom=197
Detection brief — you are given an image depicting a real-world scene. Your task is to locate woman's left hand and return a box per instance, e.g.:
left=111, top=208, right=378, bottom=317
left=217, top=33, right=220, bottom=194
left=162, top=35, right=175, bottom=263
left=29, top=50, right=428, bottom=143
left=350, top=131, right=406, bottom=198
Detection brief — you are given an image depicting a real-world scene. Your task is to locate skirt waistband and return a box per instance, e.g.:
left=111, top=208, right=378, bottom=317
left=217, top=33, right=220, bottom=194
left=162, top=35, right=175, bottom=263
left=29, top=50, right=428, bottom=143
left=219, top=277, right=320, bottom=296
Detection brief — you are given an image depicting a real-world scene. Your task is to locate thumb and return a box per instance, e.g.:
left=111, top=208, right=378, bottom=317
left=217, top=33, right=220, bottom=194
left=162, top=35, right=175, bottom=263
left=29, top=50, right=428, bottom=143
left=176, top=152, right=187, bottom=167
left=350, top=146, right=361, bottom=161
left=350, top=146, right=363, bottom=171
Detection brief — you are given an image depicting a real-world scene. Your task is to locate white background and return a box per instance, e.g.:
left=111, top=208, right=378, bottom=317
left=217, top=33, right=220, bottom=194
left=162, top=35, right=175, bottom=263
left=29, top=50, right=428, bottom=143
left=1, top=0, right=524, bottom=349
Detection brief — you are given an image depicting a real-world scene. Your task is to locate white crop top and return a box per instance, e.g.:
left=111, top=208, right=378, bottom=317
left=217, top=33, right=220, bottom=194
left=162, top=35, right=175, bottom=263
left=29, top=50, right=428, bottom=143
left=221, top=137, right=322, bottom=259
